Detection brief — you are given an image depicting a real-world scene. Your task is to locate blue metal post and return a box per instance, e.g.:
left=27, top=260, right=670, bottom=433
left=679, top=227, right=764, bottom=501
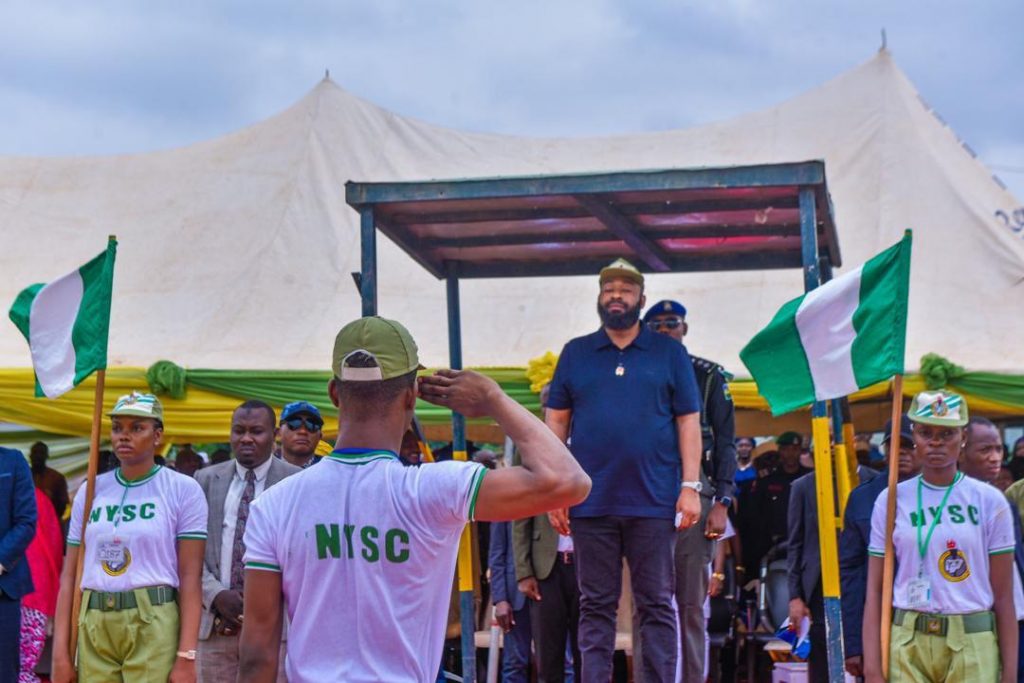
left=799, top=188, right=846, bottom=682
left=360, top=207, right=377, bottom=316
left=446, top=263, right=475, bottom=683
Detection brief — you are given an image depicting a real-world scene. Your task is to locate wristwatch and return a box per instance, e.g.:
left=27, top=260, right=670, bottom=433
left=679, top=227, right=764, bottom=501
left=176, top=650, right=197, bottom=661
left=681, top=481, right=703, bottom=493
left=714, top=495, right=732, bottom=508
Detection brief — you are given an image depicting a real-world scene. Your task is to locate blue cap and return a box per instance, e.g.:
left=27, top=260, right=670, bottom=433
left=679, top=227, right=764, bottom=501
left=280, top=401, right=322, bottom=424
left=882, top=415, right=914, bottom=444
left=642, top=300, right=687, bottom=323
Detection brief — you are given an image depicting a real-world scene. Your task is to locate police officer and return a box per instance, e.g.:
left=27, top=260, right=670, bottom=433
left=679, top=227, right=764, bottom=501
left=640, top=299, right=737, bottom=683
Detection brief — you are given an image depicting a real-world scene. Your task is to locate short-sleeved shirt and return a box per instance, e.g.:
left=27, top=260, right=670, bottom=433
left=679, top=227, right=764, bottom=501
left=68, top=466, right=208, bottom=592
left=547, top=325, right=701, bottom=519
left=244, top=448, right=486, bottom=683
left=868, top=472, right=1015, bottom=613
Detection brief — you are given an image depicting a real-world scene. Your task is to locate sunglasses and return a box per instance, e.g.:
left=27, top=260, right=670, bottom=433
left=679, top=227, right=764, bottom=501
left=281, top=417, right=323, bottom=432
left=647, top=317, right=685, bottom=331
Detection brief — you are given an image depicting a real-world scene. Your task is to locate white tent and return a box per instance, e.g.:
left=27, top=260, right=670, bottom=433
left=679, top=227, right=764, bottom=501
left=2, top=49, right=1021, bottom=375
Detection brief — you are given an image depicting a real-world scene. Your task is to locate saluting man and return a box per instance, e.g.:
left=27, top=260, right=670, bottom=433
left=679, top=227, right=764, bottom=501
left=237, top=316, right=590, bottom=682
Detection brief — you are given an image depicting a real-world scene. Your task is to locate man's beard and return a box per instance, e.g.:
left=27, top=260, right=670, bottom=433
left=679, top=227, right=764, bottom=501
left=597, top=301, right=641, bottom=330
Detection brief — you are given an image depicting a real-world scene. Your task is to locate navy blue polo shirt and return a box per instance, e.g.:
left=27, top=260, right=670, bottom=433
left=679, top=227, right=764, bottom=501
left=547, top=325, right=701, bottom=519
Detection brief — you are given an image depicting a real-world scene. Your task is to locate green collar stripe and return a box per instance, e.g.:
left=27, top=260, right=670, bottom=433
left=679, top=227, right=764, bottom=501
left=326, top=450, right=398, bottom=465
left=467, top=467, right=487, bottom=522
left=115, top=464, right=163, bottom=487
left=919, top=471, right=963, bottom=491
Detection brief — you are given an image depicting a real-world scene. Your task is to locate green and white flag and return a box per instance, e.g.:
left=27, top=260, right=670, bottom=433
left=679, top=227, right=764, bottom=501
left=740, top=232, right=911, bottom=415
left=9, top=239, right=117, bottom=398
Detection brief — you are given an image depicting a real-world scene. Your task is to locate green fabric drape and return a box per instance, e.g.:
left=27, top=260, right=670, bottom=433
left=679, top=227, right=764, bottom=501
left=145, top=354, right=1024, bottom=425
left=920, top=353, right=1024, bottom=409
left=146, top=361, right=541, bottom=424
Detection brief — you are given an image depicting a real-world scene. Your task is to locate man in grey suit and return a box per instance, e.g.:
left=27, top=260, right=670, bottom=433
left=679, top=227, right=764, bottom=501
left=195, top=400, right=300, bottom=682
left=786, top=470, right=830, bottom=683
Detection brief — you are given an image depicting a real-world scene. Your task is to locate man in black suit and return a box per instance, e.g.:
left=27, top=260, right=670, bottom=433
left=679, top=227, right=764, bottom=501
left=839, top=416, right=918, bottom=679
left=0, top=446, right=38, bottom=680
left=786, top=468, right=828, bottom=682
left=514, top=509, right=581, bottom=682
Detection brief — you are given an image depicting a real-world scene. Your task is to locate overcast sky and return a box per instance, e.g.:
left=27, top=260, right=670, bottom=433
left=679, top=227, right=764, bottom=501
left=1, top=1, right=1021, bottom=199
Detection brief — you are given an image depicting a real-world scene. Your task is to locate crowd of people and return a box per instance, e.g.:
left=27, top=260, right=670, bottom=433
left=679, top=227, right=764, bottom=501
left=1, top=257, right=1023, bottom=682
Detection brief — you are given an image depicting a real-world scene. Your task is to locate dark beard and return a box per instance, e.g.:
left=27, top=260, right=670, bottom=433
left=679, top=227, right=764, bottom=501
left=597, top=301, right=641, bottom=330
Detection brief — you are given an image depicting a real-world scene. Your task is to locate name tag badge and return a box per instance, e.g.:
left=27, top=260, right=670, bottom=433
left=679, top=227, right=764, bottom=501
left=907, top=576, right=931, bottom=610
left=96, top=534, right=129, bottom=565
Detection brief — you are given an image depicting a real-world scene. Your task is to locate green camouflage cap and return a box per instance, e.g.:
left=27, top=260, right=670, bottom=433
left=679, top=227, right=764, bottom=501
left=332, top=316, right=423, bottom=381
left=108, top=391, right=164, bottom=421
left=598, top=258, right=644, bottom=286
left=907, top=390, right=969, bottom=427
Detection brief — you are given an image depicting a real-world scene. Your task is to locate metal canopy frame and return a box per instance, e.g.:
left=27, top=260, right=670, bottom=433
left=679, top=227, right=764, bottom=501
left=345, top=160, right=846, bottom=682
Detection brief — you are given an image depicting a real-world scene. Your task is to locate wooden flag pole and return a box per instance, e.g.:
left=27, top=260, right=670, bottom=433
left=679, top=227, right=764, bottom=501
left=880, top=373, right=904, bottom=678
left=68, top=368, right=106, bottom=661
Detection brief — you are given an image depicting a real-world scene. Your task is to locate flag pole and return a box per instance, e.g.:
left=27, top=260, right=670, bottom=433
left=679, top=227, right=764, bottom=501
left=68, top=368, right=106, bottom=660
left=68, top=234, right=116, bottom=662
left=880, top=373, right=904, bottom=677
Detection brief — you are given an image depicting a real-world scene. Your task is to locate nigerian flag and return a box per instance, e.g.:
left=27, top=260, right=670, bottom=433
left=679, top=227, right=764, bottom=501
left=740, top=232, right=911, bottom=415
left=9, top=238, right=117, bottom=398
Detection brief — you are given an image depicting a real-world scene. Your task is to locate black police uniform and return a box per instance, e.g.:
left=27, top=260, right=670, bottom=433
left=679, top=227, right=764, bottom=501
left=673, top=355, right=737, bottom=683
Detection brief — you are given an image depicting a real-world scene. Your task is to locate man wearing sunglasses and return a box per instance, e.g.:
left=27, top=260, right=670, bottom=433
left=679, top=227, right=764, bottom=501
left=639, top=299, right=736, bottom=683
left=279, top=402, right=325, bottom=469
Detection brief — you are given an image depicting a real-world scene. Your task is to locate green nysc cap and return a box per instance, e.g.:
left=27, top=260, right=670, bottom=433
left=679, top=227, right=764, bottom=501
left=332, top=316, right=424, bottom=381
left=108, top=391, right=164, bottom=421
left=908, top=390, right=969, bottom=427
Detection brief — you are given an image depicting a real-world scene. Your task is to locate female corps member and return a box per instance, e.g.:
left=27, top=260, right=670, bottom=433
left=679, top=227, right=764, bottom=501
left=52, top=392, right=208, bottom=683
left=863, top=391, right=1018, bottom=682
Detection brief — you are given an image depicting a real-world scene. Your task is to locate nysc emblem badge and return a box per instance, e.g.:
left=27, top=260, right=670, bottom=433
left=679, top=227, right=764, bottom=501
left=938, top=539, right=970, bottom=583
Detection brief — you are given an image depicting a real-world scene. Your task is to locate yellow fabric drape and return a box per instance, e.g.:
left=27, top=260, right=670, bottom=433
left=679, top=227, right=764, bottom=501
left=2, top=367, right=1022, bottom=444
left=0, top=368, right=301, bottom=443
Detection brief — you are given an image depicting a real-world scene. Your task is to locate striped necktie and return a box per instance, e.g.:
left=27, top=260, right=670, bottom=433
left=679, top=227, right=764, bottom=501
left=230, top=468, right=257, bottom=590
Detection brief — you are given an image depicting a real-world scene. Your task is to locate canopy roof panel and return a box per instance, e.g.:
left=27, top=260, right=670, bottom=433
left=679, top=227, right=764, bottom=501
left=347, top=162, right=840, bottom=279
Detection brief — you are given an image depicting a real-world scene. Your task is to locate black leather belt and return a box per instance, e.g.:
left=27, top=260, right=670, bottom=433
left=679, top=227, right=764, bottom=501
left=558, top=551, right=574, bottom=565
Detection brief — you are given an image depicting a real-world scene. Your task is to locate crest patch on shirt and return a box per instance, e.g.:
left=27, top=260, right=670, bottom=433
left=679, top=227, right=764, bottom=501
left=938, top=540, right=970, bottom=583
left=102, top=547, right=132, bottom=576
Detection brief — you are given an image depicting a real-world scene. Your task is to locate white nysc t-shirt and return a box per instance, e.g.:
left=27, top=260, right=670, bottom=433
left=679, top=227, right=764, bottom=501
left=68, top=466, right=209, bottom=592
left=868, top=472, right=1015, bottom=614
left=244, top=449, right=487, bottom=683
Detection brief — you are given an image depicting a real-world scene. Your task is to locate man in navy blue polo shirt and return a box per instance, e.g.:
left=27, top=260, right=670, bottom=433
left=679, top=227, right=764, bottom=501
left=546, top=258, right=704, bottom=683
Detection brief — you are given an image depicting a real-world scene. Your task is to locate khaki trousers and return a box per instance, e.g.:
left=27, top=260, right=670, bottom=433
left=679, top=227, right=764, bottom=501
left=889, top=610, right=1000, bottom=682
left=78, top=588, right=178, bottom=683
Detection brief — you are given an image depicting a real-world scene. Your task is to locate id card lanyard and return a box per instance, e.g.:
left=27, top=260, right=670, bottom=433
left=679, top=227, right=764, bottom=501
left=109, top=464, right=160, bottom=530
left=915, top=473, right=958, bottom=577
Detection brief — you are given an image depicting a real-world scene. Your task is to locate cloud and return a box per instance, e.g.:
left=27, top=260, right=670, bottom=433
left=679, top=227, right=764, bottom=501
left=0, top=0, right=1019, bottom=205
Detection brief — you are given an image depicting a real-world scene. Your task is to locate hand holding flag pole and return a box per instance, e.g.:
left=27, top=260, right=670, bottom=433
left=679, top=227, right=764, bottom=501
left=880, top=374, right=903, bottom=678
left=8, top=236, right=117, bottom=669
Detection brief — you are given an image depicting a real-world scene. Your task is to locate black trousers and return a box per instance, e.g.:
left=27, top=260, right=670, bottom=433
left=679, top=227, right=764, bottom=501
left=0, top=592, right=20, bottom=682
left=531, top=556, right=581, bottom=683
left=808, top=582, right=829, bottom=683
